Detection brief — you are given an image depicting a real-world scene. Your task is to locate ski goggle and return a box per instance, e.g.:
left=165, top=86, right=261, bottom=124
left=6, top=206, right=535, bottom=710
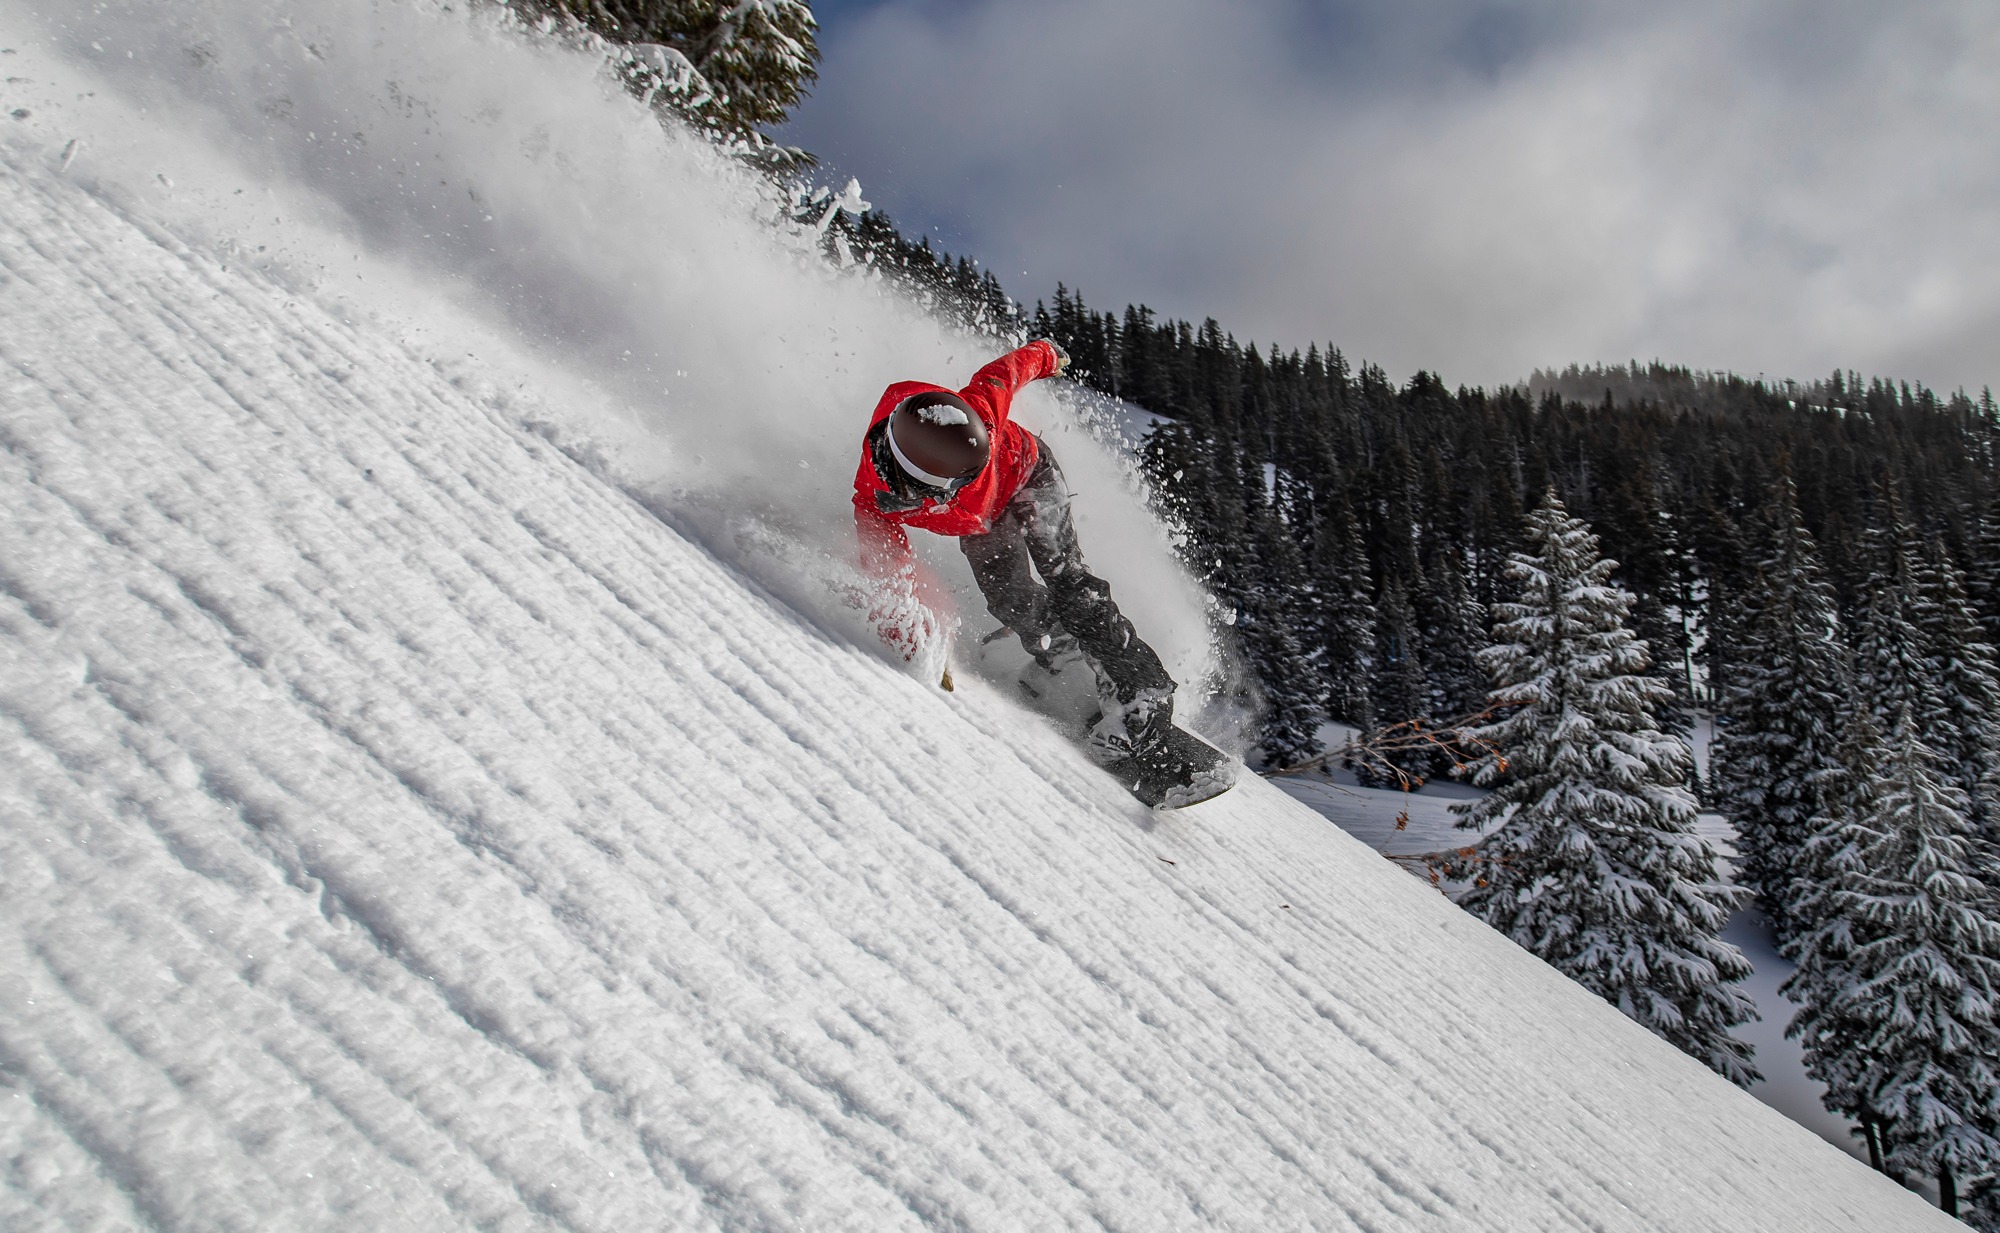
left=887, top=430, right=981, bottom=493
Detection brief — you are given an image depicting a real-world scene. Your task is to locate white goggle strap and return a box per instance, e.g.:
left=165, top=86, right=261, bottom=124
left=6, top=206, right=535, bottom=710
left=886, top=416, right=967, bottom=489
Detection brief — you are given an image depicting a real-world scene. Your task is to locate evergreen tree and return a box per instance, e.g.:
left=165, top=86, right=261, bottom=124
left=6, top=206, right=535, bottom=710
left=1315, top=498, right=1377, bottom=731
left=1786, top=708, right=2000, bottom=1218
left=1627, top=588, right=1695, bottom=739
left=1965, top=500, right=2000, bottom=652
left=1688, top=488, right=1751, bottom=709
left=1852, top=487, right=1939, bottom=735
left=1598, top=458, right=1697, bottom=733
left=1782, top=709, right=1893, bottom=1168
left=1708, top=476, right=1852, bottom=939
left=1419, top=542, right=1488, bottom=721
left=1364, top=577, right=1430, bottom=785
left=1137, top=419, right=1205, bottom=541
left=1975, top=1172, right=2000, bottom=1232
left=528, top=0, right=819, bottom=144
left=1452, top=495, right=1759, bottom=1085
left=1204, top=434, right=1253, bottom=606
left=1912, top=539, right=2000, bottom=826
left=680, top=0, right=817, bottom=134
left=1241, top=500, right=1324, bottom=767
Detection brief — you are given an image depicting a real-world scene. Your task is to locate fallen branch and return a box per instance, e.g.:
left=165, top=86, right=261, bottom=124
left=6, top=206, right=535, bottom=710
left=1262, top=707, right=1508, bottom=790
left=1382, top=845, right=1513, bottom=890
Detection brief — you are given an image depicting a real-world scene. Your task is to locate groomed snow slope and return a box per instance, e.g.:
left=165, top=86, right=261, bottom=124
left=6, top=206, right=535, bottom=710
left=0, top=147, right=1955, bottom=1232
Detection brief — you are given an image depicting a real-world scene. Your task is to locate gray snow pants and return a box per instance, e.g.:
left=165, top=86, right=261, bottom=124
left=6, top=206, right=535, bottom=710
left=957, top=442, right=1175, bottom=706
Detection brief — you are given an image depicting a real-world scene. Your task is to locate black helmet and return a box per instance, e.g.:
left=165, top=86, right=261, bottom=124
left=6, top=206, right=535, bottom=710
left=886, top=392, right=989, bottom=489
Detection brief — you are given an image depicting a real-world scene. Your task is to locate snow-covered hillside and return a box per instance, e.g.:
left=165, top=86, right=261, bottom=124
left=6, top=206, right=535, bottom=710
left=0, top=3, right=1957, bottom=1229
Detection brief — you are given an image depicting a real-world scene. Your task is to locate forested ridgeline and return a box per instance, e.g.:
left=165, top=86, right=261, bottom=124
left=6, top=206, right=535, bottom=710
left=1036, top=287, right=2000, bottom=769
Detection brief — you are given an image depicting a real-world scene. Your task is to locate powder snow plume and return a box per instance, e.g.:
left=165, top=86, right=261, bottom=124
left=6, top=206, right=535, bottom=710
left=0, top=0, right=1216, bottom=694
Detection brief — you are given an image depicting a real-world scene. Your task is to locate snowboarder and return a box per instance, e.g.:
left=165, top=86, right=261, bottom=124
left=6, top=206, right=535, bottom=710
left=850, top=339, right=1180, bottom=765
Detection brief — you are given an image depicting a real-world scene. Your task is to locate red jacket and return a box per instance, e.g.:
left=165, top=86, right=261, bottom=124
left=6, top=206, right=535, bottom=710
left=851, top=340, right=1063, bottom=577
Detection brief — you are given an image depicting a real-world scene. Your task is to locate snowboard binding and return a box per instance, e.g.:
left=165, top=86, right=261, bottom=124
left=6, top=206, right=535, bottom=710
left=981, top=625, right=1236, bottom=810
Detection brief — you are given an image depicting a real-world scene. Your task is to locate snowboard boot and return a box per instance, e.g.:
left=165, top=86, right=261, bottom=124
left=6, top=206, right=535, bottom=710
left=1016, top=630, right=1087, bottom=700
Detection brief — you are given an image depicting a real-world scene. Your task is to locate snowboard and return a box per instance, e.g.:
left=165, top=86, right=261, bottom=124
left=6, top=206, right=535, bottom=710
left=1096, top=722, right=1237, bottom=810
left=985, top=628, right=1237, bottom=810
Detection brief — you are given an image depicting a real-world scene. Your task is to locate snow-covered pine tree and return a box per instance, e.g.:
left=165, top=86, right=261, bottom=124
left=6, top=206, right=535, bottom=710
left=1313, top=498, right=1376, bottom=732
left=1600, top=460, right=1697, bottom=737
left=1419, top=541, right=1488, bottom=722
left=526, top=0, right=819, bottom=143
left=1203, top=432, right=1253, bottom=605
left=1627, top=588, right=1695, bottom=739
left=1966, top=500, right=2000, bottom=654
left=681, top=0, right=817, bottom=134
left=1852, top=486, right=1938, bottom=735
left=1452, top=493, right=1759, bottom=1085
left=1708, top=475, right=1851, bottom=940
left=1788, top=707, right=2000, bottom=1219
left=1912, top=538, right=2000, bottom=827
left=1974, top=1178, right=2000, bottom=1233
left=1241, top=498, right=1323, bottom=768
left=1137, top=419, right=1207, bottom=548
left=1781, top=708, right=1893, bottom=1168
left=1362, top=576, right=1430, bottom=786
left=1689, top=488, right=1751, bottom=708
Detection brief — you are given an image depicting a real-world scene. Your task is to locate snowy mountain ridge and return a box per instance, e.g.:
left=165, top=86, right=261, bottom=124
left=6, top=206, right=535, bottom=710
left=0, top=3, right=1958, bottom=1229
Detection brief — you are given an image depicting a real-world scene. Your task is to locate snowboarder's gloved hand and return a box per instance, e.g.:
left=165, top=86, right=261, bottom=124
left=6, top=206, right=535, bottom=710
left=1036, top=338, right=1071, bottom=372
left=863, top=563, right=956, bottom=663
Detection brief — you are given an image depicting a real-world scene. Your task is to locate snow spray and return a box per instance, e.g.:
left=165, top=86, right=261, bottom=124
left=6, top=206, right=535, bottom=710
left=0, top=0, right=1219, bottom=705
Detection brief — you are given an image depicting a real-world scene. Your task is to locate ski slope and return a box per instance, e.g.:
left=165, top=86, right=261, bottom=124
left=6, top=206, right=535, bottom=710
left=0, top=4, right=1956, bottom=1231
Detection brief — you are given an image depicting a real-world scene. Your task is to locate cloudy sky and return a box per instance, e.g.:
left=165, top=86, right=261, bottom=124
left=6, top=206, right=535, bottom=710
left=781, top=0, right=1998, bottom=393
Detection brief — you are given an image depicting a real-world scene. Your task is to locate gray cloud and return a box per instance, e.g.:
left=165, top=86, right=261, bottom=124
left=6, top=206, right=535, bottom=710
left=785, top=0, right=2000, bottom=393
